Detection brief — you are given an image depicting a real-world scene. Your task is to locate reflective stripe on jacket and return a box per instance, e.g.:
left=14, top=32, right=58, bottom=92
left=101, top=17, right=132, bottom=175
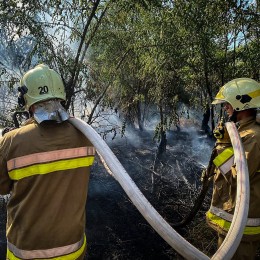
left=7, top=146, right=95, bottom=180
left=7, top=235, right=86, bottom=260
left=213, top=147, right=234, bottom=175
left=212, top=146, right=260, bottom=176
left=207, top=207, right=260, bottom=235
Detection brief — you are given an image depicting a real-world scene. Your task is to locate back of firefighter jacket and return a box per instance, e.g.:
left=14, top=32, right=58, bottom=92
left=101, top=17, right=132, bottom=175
left=0, top=119, right=95, bottom=259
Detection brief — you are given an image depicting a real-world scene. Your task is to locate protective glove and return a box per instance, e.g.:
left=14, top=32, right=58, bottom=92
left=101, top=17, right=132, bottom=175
left=213, top=119, right=230, bottom=144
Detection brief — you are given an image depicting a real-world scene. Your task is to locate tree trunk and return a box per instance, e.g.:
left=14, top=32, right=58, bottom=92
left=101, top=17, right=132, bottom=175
left=154, top=103, right=167, bottom=163
left=137, top=100, right=144, bottom=131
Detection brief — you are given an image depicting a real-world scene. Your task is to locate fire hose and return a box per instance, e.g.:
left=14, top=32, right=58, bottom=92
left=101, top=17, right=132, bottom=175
left=69, top=117, right=249, bottom=260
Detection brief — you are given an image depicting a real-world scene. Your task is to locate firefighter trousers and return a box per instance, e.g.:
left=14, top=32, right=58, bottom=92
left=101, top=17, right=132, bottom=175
left=218, top=233, right=260, bottom=260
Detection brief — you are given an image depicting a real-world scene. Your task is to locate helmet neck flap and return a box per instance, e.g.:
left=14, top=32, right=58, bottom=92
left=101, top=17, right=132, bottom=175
left=33, top=99, right=69, bottom=124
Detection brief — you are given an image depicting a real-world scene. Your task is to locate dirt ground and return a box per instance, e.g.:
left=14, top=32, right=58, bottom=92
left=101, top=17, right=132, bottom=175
left=0, top=128, right=216, bottom=259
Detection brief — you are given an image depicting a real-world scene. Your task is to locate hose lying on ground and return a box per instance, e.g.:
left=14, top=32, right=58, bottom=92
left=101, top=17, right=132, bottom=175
left=69, top=118, right=249, bottom=260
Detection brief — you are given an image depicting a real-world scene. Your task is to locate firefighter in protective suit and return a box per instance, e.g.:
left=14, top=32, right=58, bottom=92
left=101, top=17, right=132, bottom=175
left=0, top=64, right=95, bottom=259
left=207, top=78, right=260, bottom=259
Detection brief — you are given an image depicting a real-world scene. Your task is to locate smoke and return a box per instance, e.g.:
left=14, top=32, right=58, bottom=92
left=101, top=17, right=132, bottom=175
left=94, top=104, right=215, bottom=174
left=179, top=106, right=214, bottom=168
left=183, top=127, right=214, bottom=167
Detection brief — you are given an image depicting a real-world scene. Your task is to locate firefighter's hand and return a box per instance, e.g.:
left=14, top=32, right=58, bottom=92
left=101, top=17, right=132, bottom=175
left=213, top=121, right=230, bottom=143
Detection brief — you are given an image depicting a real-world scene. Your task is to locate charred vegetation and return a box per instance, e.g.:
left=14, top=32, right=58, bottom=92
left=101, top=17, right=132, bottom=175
left=85, top=126, right=217, bottom=259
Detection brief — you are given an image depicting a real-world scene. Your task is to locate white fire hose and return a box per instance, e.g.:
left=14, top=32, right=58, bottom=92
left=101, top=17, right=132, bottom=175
left=211, top=122, right=249, bottom=260
left=69, top=118, right=249, bottom=260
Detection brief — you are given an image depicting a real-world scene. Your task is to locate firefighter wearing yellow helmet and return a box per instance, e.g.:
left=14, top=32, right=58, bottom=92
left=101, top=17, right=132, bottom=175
left=212, top=77, right=260, bottom=112
left=0, top=64, right=95, bottom=259
left=19, top=64, right=66, bottom=109
left=17, top=64, right=69, bottom=124
left=207, top=78, right=260, bottom=259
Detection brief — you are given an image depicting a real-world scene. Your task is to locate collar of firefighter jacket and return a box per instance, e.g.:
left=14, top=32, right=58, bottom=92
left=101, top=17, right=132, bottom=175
left=236, top=116, right=256, bottom=129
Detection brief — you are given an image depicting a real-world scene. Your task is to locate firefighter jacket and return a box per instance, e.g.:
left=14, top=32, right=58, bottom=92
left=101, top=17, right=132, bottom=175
left=206, top=116, right=260, bottom=241
left=0, top=119, right=95, bottom=259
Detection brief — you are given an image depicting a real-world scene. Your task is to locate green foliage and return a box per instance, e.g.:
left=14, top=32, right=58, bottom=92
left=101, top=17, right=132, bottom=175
left=0, top=0, right=259, bottom=134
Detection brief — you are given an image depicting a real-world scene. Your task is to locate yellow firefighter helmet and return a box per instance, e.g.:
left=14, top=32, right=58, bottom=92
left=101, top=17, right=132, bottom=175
left=212, top=78, right=260, bottom=111
left=19, top=64, right=66, bottom=109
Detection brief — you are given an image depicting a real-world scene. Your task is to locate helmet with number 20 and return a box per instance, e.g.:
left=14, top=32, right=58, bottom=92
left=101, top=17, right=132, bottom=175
left=20, top=64, right=66, bottom=109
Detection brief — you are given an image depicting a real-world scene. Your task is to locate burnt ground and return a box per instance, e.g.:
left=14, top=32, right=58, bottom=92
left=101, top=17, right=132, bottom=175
left=0, top=127, right=217, bottom=259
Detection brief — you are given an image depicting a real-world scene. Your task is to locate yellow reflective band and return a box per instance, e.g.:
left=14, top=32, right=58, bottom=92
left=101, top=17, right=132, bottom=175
left=7, top=235, right=86, bottom=260
left=218, top=156, right=234, bottom=175
left=213, top=147, right=234, bottom=167
left=7, top=147, right=95, bottom=171
left=249, top=89, right=260, bottom=98
left=215, top=86, right=225, bottom=100
left=206, top=211, right=260, bottom=235
left=8, top=156, right=94, bottom=180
